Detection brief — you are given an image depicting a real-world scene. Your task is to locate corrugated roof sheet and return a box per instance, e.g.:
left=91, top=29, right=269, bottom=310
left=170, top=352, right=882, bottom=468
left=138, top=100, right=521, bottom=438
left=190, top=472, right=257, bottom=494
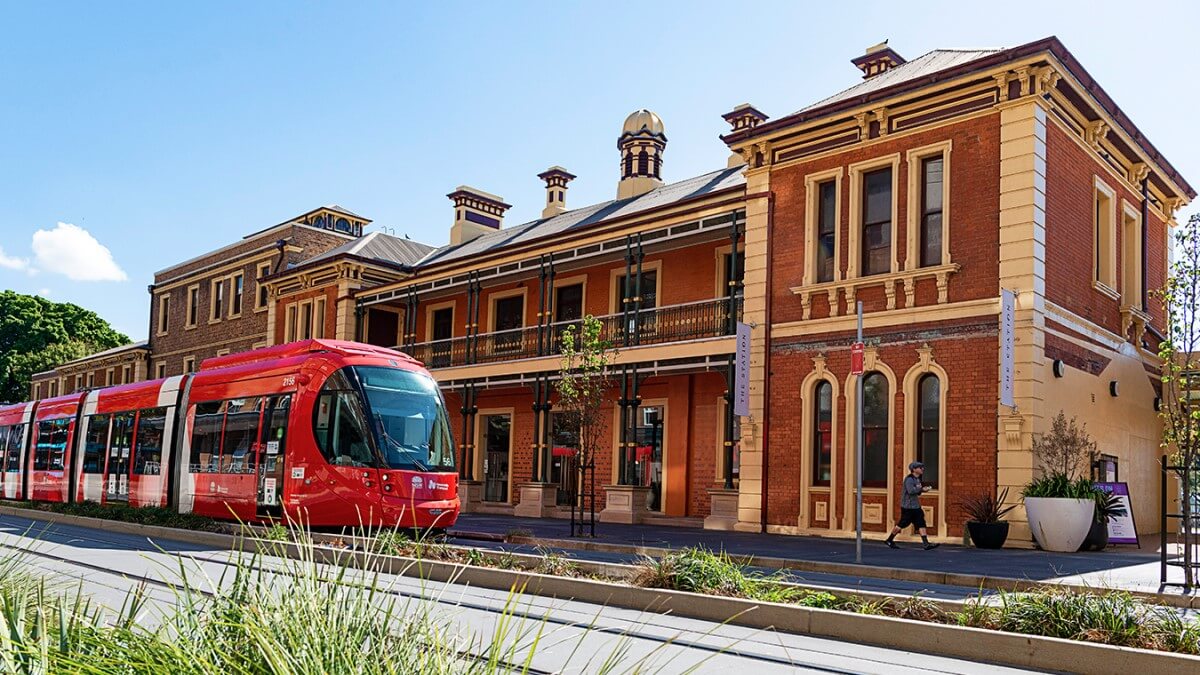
left=795, top=49, right=1006, bottom=115
left=416, top=165, right=746, bottom=268
left=305, top=231, right=435, bottom=268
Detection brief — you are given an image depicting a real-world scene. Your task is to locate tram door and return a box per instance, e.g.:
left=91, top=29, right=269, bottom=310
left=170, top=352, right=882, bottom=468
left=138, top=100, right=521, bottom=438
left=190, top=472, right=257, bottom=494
left=257, top=396, right=290, bottom=517
left=482, top=414, right=510, bottom=503
left=105, top=412, right=135, bottom=502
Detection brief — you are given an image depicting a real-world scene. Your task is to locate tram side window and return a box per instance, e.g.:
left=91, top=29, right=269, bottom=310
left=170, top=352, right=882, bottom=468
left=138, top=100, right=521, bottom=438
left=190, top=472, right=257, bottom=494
left=221, top=398, right=263, bottom=474
left=82, top=415, right=111, bottom=474
left=1, top=425, right=20, bottom=472
left=190, top=401, right=224, bottom=473
left=34, top=419, right=70, bottom=471
left=133, top=408, right=168, bottom=475
left=314, top=388, right=375, bottom=468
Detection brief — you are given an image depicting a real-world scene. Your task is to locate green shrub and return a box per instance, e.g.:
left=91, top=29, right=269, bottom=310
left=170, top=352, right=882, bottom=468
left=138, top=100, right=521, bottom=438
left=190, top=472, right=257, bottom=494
left=1021, top=474, right=1096, bottom=499
left=2, top=499, right=227, bottom=532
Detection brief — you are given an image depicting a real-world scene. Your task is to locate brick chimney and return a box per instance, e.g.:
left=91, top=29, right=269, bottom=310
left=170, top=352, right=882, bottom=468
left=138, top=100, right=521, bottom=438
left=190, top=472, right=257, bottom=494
left=537, top=166, right=576, bottom=219
left=448, top=186, right=511, bottom=246
left=852, top=41, right=905, bottom=79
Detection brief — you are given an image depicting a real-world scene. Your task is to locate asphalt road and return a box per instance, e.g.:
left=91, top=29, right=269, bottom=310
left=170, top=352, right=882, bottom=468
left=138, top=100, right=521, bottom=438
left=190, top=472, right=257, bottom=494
left=0, top=514, right=1043, bottom=674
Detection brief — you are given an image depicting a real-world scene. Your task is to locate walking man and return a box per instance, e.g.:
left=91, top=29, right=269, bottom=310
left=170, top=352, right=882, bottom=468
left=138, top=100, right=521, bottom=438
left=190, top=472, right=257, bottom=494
left=886, top=461, right=939, bottom=550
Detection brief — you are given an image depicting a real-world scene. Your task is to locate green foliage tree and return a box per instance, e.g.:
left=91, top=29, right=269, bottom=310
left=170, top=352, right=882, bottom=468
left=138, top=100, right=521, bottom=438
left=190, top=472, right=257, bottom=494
left=0, top=290, right=130, bottom=403
left=1158, top=213, right=1200, bottom=586
left=556, top=315, right=615, bottom=537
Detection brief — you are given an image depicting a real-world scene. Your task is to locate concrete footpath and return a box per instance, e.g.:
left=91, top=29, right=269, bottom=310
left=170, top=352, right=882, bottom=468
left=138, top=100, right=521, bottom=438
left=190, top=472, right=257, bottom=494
left=449, top=513, right=1190, bottom=598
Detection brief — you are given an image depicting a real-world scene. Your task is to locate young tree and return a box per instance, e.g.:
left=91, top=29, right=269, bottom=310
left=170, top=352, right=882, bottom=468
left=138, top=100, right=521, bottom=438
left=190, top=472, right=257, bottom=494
left=1159, top=212, right=1200, bottom=587
left=1032, top=411, right=1096, bottom=479
left=556, top=314, right=614, bottom=537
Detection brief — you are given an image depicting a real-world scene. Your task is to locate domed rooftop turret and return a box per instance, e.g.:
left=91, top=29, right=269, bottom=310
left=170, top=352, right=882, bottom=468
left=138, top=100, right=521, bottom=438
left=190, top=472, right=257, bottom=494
left=621, top=109, right=666, bottom=139
left=617, top=110, right=667, bottom=199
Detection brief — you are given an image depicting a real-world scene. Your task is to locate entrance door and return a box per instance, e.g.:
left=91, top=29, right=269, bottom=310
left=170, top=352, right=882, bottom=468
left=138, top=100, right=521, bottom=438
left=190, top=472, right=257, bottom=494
left=553, top=283, right=584, bottom=351
left=482, top=414, right=510, bottom=503
left=106, top=412, right=135, bottom=502
left=257, top=396, right=290, bottom=516
left=430, top=307, right=454, bottom=368
left=549, top=413, right=578, bottom=506
left=634, top=405, right=664, bottom=511
left=492, top=296, right=524, bottom=354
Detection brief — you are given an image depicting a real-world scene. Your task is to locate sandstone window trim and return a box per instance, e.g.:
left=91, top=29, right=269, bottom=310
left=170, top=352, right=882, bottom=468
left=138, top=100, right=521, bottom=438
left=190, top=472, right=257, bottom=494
left=229, top=272, right=244, bottom=319
left=803, top=168, right=844, bottom=287
left=1119, top=199, right=1143, bottom=309
left=313, top=296, right=326, bottom=339
left=713, top=244, right=746, bottom=300
left=424, top=300, right=457, bottom=343
left=1093, top=177, right=1119, bottom=298
left=156, top=293, right=170, bottom=336
left=185, top=285, right=200, bottom=330
left=183, top=357, right=196, bottom=374
left=256, top=262, right=272, bottom=312
left=122, top=365, right=131, bottom=384
left=608, top=259, right=663, bottom=314
left=902, top=349, right=949, bottom=535
left=209, top=278, right=225, bottom=324
left=216, top=349, right=230, bottom=357
left=905, top=140, right=953, bottom=270
left=847, top=154, right=901, bottom=280
left=155, top=362, right=166, bottom=379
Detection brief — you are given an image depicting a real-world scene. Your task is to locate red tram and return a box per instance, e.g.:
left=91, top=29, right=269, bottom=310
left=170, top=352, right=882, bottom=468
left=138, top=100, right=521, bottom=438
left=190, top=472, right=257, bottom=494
left=0, top=340, right=459, bottom=529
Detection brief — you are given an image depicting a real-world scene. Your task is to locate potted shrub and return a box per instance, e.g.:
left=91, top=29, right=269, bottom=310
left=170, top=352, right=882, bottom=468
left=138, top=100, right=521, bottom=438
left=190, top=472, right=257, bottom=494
left=1079, top=490, right=1128, bottom=552
left=1021, top=412, right=1098, bottom=552
left=961, top=488, right=1018, bottom=549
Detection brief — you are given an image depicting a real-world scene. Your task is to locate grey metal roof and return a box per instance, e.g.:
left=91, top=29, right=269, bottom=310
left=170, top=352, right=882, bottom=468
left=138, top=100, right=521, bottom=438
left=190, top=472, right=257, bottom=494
left=416, top=165, right=746, bottom=268
left=795, top=49, right=1006, bottom=115
left=305, top=231, right=435, bottom=268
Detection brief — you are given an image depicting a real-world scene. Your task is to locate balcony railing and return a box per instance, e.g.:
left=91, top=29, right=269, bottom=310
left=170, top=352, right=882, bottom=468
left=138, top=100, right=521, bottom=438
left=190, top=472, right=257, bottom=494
left=399, top=296, right=741, bottom=368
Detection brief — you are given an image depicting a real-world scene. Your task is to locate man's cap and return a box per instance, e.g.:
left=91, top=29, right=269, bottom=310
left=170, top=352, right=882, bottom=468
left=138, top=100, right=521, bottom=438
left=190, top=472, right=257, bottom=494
left=909, top=461, right=925, bottom=470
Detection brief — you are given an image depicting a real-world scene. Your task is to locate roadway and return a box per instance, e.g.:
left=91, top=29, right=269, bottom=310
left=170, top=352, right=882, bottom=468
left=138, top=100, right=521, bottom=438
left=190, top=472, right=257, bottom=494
left=0, top=513, right=1043, bottom=674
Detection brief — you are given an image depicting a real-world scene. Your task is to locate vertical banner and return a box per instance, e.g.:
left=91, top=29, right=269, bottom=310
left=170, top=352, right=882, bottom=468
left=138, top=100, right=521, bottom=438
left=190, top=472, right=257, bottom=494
left=1000, top=289, right=1015, bottom=408
left=734, top=322, right=751, bottom=416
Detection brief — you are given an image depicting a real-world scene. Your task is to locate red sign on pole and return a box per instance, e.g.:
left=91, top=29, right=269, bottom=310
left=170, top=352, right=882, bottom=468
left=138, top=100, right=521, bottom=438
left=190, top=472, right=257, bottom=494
left=850, top=341, right=865, bottom=375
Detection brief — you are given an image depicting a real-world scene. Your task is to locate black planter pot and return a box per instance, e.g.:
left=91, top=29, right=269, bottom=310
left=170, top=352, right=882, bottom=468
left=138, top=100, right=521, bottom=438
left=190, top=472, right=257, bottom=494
left=1079, top=518, right=1109, bottom=552
left=966, top=521, right=1010, bottom=549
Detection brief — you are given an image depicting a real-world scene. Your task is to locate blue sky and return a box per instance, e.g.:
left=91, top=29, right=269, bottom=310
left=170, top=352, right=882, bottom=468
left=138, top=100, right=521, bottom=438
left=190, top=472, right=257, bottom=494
left=2, top=1, right=1197, bottom=340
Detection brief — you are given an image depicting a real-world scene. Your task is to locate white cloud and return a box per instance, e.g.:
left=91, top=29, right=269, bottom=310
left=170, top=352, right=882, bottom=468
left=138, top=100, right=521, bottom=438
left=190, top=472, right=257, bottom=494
left=0, top=245, right=28, bottom=272
left=36, top=288, right=51, bottom=298
left=31, top=222, right=127, bottom=282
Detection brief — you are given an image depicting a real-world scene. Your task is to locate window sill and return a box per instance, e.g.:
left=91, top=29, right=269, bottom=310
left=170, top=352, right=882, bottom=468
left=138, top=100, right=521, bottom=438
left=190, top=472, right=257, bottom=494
left=207, top=318, right=221, bottom=326
left=1093, top=280, right=1121, bottom=301
left=184, top=324, right=197, bottom=331
left=255, top=305, right=269, bottom=313
left=789, top=263, right=959, bottom=320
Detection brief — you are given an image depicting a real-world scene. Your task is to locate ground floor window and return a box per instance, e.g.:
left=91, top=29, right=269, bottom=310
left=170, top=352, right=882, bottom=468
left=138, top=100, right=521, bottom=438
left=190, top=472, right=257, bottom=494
left=916, top=373, right=940, bottom=488
left=813, top=381, right=833, bottom=486
left=861, top=372, right=889, bottom=488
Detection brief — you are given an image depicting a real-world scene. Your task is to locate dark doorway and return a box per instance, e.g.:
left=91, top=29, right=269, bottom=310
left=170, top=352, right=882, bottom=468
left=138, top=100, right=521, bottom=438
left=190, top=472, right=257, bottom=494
left=550, top=413, right=579, bottom=506
left=553, top=283, right=584, bottom=350
left=482, top=414, right=511, bottom=503
left=431, top=307, right=453, bottom=367
left=366, top=309, right=399, bottom=347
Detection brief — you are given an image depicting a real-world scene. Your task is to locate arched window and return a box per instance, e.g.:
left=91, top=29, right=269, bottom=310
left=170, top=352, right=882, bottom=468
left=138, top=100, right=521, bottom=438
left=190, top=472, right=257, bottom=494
left=917, top=373, right=940, bottom=488
left=861, top=372, right=889, bottom=487
left=813, top=381, right=832, bottom=486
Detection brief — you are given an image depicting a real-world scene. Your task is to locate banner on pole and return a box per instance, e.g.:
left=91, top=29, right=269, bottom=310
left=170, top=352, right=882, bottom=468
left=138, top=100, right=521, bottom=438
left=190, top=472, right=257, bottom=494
left=1000, top=289, right=1016, bottom=408
left=734, top=322, right=751, bottom=416
left=850, top=341, right=865, bottom=376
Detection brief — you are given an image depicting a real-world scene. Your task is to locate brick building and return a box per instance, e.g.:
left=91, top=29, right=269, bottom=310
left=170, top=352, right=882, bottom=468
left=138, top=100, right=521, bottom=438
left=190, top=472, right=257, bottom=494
left=721, top=38, right=1192, bottom=541
left=30, top=206, right=362, bottom=393
left=26, top=35, right=1194, bottom=544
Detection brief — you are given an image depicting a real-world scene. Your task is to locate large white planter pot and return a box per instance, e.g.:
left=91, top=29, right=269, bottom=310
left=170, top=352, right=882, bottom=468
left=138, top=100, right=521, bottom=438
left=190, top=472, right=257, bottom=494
left=1024, top=497, right=1095, bottom=552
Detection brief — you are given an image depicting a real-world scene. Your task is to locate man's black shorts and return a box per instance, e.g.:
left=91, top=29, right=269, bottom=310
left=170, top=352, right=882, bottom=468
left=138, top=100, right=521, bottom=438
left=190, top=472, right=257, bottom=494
left=898, top=507, right=927, bottom=529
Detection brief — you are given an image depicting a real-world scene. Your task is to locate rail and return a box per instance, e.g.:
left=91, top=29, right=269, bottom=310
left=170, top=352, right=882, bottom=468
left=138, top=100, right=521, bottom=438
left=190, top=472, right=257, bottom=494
left=399, top=296, right=741, bottom=368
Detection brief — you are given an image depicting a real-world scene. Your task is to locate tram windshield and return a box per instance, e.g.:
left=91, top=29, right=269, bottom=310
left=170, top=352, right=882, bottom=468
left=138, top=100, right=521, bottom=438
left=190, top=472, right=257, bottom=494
left=353, top=366, right=455, bottom=472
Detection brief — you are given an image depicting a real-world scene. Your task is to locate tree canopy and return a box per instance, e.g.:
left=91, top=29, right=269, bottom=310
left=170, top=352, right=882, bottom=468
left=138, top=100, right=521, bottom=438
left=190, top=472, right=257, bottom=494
left=0, top=290, right=130, bottom=403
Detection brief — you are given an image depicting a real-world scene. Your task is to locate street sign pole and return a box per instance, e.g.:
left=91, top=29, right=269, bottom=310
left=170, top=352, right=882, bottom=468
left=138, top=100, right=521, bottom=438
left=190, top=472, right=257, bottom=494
left=855, top=301, right=864, bottom=565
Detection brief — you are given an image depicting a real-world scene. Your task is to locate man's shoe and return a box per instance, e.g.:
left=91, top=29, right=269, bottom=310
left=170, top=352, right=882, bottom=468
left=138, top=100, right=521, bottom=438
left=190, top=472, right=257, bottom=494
left=886, top=540, right=898, bottom=549
left=923, top=543, right=940, bottom=550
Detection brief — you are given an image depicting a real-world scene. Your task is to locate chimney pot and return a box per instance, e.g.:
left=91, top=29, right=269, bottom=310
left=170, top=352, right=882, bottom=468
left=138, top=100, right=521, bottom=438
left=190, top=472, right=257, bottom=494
left=447, top=186, right=511, bottom=246
left=537, top=166, right=576, bottom=219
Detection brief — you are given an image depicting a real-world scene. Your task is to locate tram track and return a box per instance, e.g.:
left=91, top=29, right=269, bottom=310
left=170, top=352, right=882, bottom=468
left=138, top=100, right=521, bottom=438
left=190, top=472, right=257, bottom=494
left=0, top=516, right=972, bottom=674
